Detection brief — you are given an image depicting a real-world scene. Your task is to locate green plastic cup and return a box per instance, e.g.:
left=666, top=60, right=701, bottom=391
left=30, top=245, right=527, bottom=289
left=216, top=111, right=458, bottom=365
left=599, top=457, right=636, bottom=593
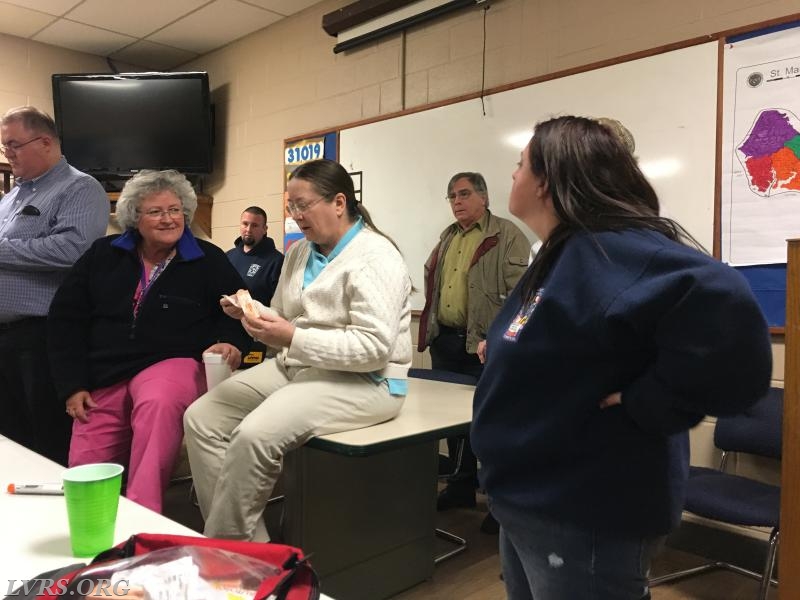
left=62, top=463, right=124, bottom=557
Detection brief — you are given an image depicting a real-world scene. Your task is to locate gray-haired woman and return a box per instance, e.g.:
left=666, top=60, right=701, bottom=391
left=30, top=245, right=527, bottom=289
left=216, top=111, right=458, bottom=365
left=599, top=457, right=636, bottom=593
left=48, top=169, right=250, bottom=514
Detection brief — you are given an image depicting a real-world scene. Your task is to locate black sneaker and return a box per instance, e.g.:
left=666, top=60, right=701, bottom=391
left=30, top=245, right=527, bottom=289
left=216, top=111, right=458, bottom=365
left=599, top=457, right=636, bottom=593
left=437, top=485, right=477, bottom=511
left=480, top=512, right=499, bottom=534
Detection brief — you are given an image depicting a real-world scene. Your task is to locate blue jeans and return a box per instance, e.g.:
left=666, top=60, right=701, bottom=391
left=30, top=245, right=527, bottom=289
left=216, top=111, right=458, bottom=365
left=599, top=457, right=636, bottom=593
left=492, top=500, right=664, bottom=600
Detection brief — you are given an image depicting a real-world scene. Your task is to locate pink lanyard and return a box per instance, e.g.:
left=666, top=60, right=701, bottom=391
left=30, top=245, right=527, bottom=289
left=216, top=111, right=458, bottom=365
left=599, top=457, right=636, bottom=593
left=132, top=256, right=170, bottom=317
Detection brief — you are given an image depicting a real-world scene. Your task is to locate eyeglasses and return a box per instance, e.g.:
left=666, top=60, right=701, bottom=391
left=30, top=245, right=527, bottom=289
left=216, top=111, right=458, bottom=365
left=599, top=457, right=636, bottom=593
left=446, top=189, right=474, bottom=202
left=0, top=136, right=43, bottom=156
left=139, top=207, right=184, bottom=220
left=286, top=196, right=325, bottom=217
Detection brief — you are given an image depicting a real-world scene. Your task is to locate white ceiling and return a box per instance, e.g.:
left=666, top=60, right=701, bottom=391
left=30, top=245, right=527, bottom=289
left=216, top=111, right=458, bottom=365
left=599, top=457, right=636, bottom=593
left=0, top=0, right=325, bottom=70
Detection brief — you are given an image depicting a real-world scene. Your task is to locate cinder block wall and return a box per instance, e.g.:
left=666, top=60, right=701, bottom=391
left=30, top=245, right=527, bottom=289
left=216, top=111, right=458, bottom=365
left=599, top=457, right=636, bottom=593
left=176, top=0, right=800, bottom=254
left=0, top=32, right=138, bottom=115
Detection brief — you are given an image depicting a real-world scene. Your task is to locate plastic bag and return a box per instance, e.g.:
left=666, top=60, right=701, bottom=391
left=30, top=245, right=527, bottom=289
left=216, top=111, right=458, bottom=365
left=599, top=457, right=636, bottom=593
left=75, top=546, right=281, bottom=600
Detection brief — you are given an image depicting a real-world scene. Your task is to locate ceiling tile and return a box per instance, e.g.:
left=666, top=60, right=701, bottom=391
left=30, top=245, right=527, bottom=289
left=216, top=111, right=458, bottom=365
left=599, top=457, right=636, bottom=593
left=66, top=0, right=211, bottom=39
left=0, top=0, right=328, bottom=72
left=110, top=40, right=199, bottom=71
left=147, top=0, right=281, bottom=54
left=241, top=0, right=323, bottom=17
left=0, top=0, right=82, bottom=17
left=0, top=3, right=57, bottom=38
left=33, top=19, right=137, bottom=56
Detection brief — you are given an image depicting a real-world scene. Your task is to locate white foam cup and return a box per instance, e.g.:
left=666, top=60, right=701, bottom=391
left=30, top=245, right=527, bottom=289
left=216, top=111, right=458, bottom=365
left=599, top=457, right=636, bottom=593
left=202, top=352, right=232, bottom=389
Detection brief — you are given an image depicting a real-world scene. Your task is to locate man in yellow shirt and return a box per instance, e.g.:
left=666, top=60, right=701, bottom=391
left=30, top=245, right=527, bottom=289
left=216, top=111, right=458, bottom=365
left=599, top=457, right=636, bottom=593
left=418, top=172, right=529, bottom=533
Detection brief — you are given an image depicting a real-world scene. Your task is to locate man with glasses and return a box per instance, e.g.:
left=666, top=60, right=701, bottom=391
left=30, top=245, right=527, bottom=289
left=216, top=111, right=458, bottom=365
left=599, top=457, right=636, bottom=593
left=418, top=171, right=529, bottom=533
left=0, top=106, right=108, bottom=464
left=227, top=206, right=284, bottom=367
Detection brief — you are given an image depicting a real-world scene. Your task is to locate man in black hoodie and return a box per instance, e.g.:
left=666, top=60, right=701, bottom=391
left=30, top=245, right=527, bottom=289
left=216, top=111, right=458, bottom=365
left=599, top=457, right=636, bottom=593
left=227, top=206, right=283, bottom=366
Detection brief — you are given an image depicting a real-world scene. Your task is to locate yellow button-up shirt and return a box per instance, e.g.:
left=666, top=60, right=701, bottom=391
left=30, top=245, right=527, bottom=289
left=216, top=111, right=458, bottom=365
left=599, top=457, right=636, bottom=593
left=437, top=213, right=488, bottom=329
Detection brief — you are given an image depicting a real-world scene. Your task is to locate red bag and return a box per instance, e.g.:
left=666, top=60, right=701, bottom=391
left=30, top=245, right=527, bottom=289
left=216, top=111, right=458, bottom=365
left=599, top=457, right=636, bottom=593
left=9, top=533, right=319, bottom=600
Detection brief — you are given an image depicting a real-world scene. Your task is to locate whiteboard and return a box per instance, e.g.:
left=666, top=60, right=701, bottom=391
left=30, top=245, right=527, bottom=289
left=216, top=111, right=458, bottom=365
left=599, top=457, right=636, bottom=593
left=340, top=42, right=718, bottom=309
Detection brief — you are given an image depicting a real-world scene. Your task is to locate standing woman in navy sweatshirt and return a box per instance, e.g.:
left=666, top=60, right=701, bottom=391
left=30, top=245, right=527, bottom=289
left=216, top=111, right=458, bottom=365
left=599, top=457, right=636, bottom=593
left=471, top=116, right=772, bottom=600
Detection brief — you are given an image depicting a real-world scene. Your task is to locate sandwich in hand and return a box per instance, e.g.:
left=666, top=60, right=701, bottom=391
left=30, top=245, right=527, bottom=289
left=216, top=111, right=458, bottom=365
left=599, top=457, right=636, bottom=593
left=236, top=289, right=260, bottom=319
left=224, top=289, right=279, bottom=319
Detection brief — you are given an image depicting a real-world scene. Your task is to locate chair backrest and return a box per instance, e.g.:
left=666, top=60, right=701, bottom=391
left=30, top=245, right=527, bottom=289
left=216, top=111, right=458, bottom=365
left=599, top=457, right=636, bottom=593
left=408, top=368, right=478, bottom=386
left=714, top=387, right=783, bottom=460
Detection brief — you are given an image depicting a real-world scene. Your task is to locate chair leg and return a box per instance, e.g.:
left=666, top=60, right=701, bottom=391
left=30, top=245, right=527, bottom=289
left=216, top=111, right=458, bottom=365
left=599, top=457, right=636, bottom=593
left=438, top=438, right=465, bottom=480
left=758, top=528, right=780, bottom=600
left=434, top=527, right=467, bottom=563
left=450, top=438, right=465, bottom=476
left=650, top=528, right=780, bottom=598
left=649, top=562, right=724, bottom=586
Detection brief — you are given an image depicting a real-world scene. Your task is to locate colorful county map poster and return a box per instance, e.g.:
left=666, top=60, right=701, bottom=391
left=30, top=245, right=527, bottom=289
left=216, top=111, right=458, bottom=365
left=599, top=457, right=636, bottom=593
left=722, top=24, right=800, bottom=266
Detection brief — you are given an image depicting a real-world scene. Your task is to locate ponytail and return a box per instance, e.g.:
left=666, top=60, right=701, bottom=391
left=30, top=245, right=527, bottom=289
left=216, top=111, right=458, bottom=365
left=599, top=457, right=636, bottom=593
left=350, top=201, right=401, bottom=252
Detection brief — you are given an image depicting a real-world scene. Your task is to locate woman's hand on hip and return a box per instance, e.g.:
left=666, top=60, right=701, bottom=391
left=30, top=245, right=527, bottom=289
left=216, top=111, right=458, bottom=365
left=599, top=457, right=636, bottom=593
left=242, top=312, right=295, bottom=349
left=66, top=390, right=96, bottom=423
left=204, top=342, right=242, bottom=371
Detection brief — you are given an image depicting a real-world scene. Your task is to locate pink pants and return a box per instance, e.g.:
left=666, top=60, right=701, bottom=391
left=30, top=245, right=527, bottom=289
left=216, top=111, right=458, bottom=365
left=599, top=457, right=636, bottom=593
left=69, top=357, right=206, bottom=513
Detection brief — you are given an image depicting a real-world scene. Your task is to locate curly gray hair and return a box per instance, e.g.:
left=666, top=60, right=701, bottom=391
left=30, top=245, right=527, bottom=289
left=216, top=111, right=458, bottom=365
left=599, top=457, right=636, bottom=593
left=115, top=170, right=197, bottom=230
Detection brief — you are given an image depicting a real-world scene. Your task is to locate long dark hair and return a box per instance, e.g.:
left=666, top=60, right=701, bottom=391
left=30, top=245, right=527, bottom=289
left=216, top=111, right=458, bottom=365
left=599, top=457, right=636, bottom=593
left=289, top=159, right=401, bottom=251
left=520, top=116, right=702, bottom=303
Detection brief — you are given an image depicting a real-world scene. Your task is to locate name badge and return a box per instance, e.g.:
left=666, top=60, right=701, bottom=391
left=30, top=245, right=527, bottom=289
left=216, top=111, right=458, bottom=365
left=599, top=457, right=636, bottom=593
left=503, top=288, right=544, bottom=342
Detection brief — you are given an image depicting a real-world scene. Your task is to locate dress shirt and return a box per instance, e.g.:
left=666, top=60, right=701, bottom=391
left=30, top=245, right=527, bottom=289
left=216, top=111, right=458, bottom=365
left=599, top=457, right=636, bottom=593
left=0, top=158, right=109, bottom=321
left=437, top=212, right=487, bottom=328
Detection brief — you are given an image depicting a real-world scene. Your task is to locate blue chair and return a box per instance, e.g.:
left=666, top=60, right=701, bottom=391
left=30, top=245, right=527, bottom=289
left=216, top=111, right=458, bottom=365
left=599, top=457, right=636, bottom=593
left=650, top=387, right=782, bottom=600
left=408, top=367, right=478, bottom=563
left=408, top=367, right=478, bottom=386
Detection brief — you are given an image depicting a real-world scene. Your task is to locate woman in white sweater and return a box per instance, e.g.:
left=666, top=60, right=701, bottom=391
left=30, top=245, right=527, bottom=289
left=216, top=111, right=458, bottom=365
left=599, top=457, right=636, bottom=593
left=184, top=159, right=413, bottom=541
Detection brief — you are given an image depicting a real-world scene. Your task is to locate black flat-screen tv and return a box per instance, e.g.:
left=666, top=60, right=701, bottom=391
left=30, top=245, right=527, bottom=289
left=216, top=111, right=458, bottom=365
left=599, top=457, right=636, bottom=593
left=52, top=72, right=213, bottom=176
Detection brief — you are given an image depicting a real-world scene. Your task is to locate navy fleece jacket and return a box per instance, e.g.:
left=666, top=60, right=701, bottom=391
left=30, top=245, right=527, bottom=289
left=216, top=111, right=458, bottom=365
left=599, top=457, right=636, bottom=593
left=472, top=229, right=772, bottom=536
left=226, top=236, right=284, bottom=306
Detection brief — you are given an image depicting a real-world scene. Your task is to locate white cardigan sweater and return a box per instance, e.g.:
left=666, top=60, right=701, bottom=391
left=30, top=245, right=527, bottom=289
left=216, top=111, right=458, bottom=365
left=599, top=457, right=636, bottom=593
left=272, top=227, right=412, bottom=377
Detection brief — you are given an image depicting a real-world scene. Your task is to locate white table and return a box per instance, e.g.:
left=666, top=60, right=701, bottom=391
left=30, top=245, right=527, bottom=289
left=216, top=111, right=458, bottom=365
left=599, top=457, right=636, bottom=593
left=0, top=435, right=335, bottom=599
left=305, top=377, right=474, bottom=455
left=0, top=435, right=200, bottom=584
left=283, top=377, right=474, bottom=600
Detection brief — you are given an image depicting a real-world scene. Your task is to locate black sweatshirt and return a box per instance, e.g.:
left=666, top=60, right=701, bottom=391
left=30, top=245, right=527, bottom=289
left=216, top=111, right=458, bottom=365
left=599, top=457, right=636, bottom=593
left=48, top=228, right=250, bottom=401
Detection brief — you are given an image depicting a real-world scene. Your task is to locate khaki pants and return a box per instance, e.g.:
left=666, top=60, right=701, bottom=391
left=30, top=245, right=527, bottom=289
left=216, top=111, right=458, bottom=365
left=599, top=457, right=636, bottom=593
left=184, top=358, right=404, bottom=540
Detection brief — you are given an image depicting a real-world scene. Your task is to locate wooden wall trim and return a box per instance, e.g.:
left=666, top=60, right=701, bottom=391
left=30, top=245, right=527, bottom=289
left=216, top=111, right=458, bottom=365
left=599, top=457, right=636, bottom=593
left=712, top=38, right=724, bottom=259
left=780, top=239, right=800, bottom=598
